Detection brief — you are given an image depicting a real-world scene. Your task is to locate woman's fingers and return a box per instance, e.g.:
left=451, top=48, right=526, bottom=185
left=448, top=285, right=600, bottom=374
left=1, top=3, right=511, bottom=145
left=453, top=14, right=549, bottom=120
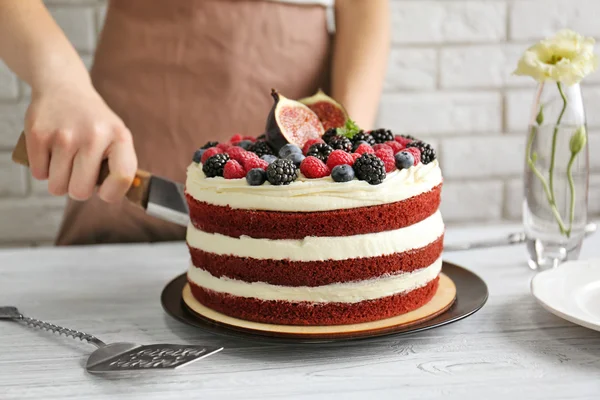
left=68, top=137, right=106, bottom=201
left=25, top=128, right=51, bottom=180
left=47, top=131, right=76, bottom=196
left=97, top=127, right=137, bottom=203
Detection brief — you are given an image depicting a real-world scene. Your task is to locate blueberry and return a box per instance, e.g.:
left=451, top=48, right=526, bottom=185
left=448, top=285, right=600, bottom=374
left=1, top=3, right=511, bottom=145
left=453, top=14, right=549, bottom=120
left=286, top=152, right=305, bottom=167
left=261, top=154, right=278, bottom=164
left=278, top=144, right=302, bottom=159
left=395, top=151, right=414, bottom=170
left=331, top=164, right=355, bottom=182
left=192, top=149, right=205, bottom=163
left=246, top=168, right=267, bottom=186
left=236, top=140, right=253, bottom=150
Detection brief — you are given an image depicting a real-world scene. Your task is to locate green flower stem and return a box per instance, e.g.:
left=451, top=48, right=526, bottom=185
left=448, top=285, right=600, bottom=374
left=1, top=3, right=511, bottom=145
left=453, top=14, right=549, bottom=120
left=566, top=153, right=577, bottom=237
left=548, top=82, right=568, bottom=204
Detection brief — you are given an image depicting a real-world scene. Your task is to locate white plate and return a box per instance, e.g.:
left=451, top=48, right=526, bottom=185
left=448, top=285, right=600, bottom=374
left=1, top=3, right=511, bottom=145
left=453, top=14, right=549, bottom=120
left=531, top=259, right=600, bottom=332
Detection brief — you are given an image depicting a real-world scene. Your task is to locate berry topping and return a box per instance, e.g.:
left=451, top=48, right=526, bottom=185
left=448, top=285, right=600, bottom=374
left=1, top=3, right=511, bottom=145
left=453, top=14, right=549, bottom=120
left=246, top=168, right=267, bottom=186
left=256, top=133, right=266, bottom=141
left=350, top=131, right=376, bottom=146
left=201, top=141, right=219, bottom=150
left=370, top=128, right=394, bottom=144
left=354, top=143, right=375, bottom=155
left=235, top=140, right=254, bottom=150
left=322, top=128, right=339, bottom=144
left=202, top=153, right=230, bottom=177
left=375, top=149, right=396, bottom=173
left=394, top=135, right=413, bottom=147
left=385, top=140, right=404, bottom=154
left=326, top=149, right=355, bottom=170
left=351, top=153, right=361, bottom=163
left=406, top=141, right=436, bottom=164
left=217, top=143, right=232, bottom=151
left=243, top=135, right=257, bottom=142
left=395, top=151, right=414, bottom=170
left=286, top=152, right=306, bottom=167
left=261, top=154, right=278, bottom=164
left=225, top=146, right=248, bottom=161
left=306, top=142, right=333, bottom=162
left=300, top=156, right=330, bottom=179
left=331, top=164, right=355, bottom=182
left=229, top=134, right=243, bottom=143
left=372, top=143, right=392, bottom=152
left=223, top=160, right=246, bottom=179
left=279, top=143, right=303, bottom=159
left=302, top=138, right=325, bottom=155
left=192, top=149, right=205, bottom=163
left=328, top=136, right=353, bottom=152
left=353, top=153, right=386, bottom=185
left=266, top=158, right=298, bottom=185
left=243, top=157, right=269, bottom=171
left=403, top=147, right=421, bottom=166
left=201, top=147, right=224, bottom=164
left=248, top=141, right=275, bottom=157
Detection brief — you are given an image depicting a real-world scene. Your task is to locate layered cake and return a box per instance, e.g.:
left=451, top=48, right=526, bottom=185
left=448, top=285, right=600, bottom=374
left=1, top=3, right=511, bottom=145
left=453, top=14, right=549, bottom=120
left=185, top=90, right=444, bottom=326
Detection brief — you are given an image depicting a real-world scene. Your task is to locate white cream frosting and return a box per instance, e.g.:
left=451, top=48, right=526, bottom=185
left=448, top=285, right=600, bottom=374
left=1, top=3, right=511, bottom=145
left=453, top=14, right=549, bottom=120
left=185, top=160, right=442, bottom=212
left=188, top=257, right=442, bottom=303
left=187, top=211, right=444, bottom=261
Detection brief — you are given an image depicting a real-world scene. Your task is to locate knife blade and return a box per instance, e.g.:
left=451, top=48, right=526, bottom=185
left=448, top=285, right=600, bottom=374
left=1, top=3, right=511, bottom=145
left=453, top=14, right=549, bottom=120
left=12, top=133, right=190, bottom=227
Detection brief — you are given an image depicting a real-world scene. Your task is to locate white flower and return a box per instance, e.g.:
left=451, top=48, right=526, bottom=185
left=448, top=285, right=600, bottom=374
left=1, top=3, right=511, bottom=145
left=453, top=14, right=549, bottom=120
left=514, top=29, right=598, bottom=86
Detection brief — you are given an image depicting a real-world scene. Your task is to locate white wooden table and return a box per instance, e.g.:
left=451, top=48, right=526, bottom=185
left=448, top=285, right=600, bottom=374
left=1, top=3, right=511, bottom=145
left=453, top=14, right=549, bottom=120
left=1, top=224, right=599, bottom=400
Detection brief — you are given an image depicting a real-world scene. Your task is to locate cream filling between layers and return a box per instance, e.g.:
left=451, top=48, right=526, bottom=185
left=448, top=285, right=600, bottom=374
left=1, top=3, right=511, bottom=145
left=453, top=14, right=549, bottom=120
left=187, top=211, right=444, bottom=262
left=188, top=257, right=442, bottom=303
left=186, top=160, right=442, bottom=212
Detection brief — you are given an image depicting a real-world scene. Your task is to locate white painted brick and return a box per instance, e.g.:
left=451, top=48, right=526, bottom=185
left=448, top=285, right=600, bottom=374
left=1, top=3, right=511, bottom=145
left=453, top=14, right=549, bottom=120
left=441, top=135, right=525, bottom=179
left=384, top=48, right=436, bottom=91
left=377, top=92, right=502, bottom=135
left=391, top=1, right=506, bottom=44
left=0, top=152, right=27, bottom=197
left=588, top=132, right=600, bottom=171
left=0, top=103, right=27, bottom=147
left=0, top=61, right=19, bottom=100
left=441, top=44, right=533, bottom=89
left=48, top=6, right=96, bottom=52
left=504, top=178, right=524, bottom=220
left=0, top=197, right=65, bottom=242
left=510, top=0, right=600, bottom=41
left=505, top=89, right=534, bottom=133
left=589, top=174, right=600, bottom=215
left=440, top=180, right=504, bottom=222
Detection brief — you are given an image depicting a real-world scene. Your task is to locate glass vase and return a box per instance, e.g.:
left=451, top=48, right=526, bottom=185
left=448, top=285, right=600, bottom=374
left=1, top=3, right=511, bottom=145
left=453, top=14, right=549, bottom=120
left=523, top=82, right=589, bottom=270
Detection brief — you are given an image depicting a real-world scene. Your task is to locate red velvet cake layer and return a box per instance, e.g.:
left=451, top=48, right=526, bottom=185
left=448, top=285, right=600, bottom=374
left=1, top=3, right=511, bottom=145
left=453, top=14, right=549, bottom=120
left=186, top=184, right=441, bottom=239
left=188, top=235, right=443, bottom=287
left=189, top=278, right=439, bottom=326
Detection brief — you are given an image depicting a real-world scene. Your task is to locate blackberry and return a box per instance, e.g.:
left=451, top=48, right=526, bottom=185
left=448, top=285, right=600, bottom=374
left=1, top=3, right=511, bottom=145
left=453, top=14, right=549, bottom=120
left=398, top=134, right=416, bottom=141
left=266, top=159, right=298, bottom=185
left=306, top=143, right=333, bottom=162
left=370, top=129, right=394, bottom=144
left=257, top=133, right=266, bottom=141
left=350, top=131, right=376, bottom=146
left=406, top=141, right=436, bottom=164
left=249, top=141, right=274, bottom=158
left=322, top=128, right=339, bottom=144
left=201, top=141, right=219, bottom=149
left=202, top=153, right=230, bottom=177
left=353, top=153, right=386, bottom=185
left=328, top=136, right=353, bottom=152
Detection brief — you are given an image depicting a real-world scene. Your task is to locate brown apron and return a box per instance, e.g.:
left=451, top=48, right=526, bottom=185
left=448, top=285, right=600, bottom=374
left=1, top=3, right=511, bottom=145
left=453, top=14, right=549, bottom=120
left=56, top=0, right=331, bottom=245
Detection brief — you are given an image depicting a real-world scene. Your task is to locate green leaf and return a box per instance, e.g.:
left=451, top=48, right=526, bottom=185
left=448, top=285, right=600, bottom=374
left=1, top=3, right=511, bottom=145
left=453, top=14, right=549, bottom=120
left=336, top=119, right=362, bottom=139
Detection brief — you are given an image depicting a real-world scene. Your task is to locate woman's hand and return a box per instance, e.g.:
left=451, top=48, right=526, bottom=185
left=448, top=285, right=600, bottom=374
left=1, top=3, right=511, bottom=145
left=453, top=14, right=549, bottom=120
left=25, top=81, right=138, bottom=203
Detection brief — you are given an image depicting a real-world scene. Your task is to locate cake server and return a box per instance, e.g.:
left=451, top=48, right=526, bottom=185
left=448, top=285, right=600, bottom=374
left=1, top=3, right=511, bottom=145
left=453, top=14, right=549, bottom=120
left=11, top=133, right=190, bottom=227
left=444, top=222, right=597, bottom=252
left=0, top=306, right=223, bottom=374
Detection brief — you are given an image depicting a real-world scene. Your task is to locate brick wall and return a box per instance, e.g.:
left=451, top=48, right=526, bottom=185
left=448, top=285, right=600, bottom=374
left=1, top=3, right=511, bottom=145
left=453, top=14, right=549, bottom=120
left=0, top=0, right=599, bottom=245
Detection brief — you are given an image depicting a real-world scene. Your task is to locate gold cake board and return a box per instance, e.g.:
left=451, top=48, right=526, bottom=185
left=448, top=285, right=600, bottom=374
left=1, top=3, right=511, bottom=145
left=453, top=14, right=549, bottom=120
left=182, top=273, right=456, bottom=337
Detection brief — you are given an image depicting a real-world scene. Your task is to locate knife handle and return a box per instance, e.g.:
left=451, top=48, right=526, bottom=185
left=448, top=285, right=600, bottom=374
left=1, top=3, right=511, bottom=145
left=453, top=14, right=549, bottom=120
left=12, top=132, right=151, bottom=208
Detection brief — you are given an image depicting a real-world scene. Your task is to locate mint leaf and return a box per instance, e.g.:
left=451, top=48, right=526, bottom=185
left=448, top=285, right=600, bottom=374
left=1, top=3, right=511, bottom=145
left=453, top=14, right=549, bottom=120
left=336, top=119, right=362, bottom=139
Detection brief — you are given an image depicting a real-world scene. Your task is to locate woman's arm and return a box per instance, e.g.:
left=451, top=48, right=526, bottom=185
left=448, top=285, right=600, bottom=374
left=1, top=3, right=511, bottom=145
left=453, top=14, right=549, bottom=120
left=331, top=0, right=390, bottom=130
left=0, top=0, right=136, bottom=202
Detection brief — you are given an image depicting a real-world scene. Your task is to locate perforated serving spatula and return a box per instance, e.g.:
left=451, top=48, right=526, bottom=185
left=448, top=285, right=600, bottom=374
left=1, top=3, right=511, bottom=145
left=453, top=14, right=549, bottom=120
left=11, top=133, right=189, bottom=227
left=0, top=306, right=222, bottom=373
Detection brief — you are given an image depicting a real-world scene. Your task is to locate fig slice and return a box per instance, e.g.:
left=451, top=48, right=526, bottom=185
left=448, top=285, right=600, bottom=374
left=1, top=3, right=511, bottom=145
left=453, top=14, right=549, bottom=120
left=266, top=89, right=325, bottom=151
left=299, top=89, right=349, bottom=131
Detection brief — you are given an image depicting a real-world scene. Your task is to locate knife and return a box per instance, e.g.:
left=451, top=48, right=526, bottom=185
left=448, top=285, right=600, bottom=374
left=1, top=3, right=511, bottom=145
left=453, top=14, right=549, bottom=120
left=11, top=133, right=190, bottom=227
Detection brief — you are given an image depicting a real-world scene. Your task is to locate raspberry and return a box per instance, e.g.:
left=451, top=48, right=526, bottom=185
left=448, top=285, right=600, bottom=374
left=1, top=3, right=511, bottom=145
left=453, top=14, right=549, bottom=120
left=375, top=149, right=396, bottom=173
left=225, top=146, right=248, bottom=162
left=229, top=134, right=243, bottom=143
left=372, top=143, right=392, bottom=152
left=355, top=143, right=375, bottom=155
left=351, top=153, right=361, bottom=163
left=223, top=160, right=246, bottom=179
left=234, top=151, right=259, bottom=166
left=243, top=157, right=269, bottom=171
left=217, top=143, right=232, bottom=151
left=394, top=135, right=413, bottom=147
left=406, top=141, right=436, bottom=164
left=243, top=135, right=257, bottom=142
left=201, top=147, right=223, bottom=164
left=326, top=150, right=355, bottom=170
left=303, top=139, right=325, bottom=155
left=300, top=156, right=330, bottom=179
left=385, top=141, right=404, bottom=154
left=403, top=147, right=421, bottom=166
